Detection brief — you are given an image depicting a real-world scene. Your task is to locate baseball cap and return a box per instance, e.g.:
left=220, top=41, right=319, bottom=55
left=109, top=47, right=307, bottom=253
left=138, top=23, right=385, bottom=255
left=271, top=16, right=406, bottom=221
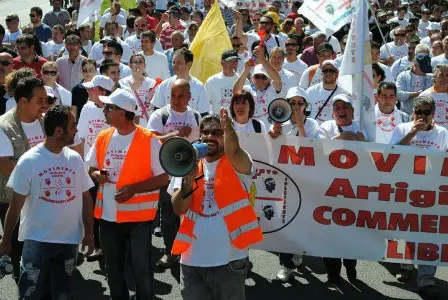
left=317, top=42, right=334, bottom=53
left=45, top=86, right=55, bottom=99
left=221, top=50, right=240, bottom=61
left=99, top=88, right=138, bottom=113
left=428, top=22, right=441, bottom=31
left=286, top=86, right=307, bottom=101
left=415, top=53, right=432, bottom=73
left=83, top=75, right=115, bottom=91
left=332, top=94, right=354, bottom=106
left=321, top=60, right=338, bottom=69
left=253, top=65, right=269, bottom=77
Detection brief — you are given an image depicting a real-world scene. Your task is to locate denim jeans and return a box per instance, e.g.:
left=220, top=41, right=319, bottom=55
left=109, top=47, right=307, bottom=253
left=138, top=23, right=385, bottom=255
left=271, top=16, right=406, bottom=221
left=180, top=258, right=249, bottom=300
left=159, top=185, right=180, bottom=254
left=400, top=263, right=437, bottom=287
left=100, top=219, right=154, bottom=300
left=19, top=240, right=78, bottom=300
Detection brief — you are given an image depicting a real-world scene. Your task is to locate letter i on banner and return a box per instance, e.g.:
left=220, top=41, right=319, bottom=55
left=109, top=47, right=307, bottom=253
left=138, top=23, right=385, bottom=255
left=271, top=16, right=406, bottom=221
left=338, top=0, right=376, bottom=141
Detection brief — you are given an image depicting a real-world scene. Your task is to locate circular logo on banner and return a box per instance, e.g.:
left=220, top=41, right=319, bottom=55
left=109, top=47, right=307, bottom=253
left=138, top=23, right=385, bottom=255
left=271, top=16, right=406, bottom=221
left=249, top=160, right=302, bottom=234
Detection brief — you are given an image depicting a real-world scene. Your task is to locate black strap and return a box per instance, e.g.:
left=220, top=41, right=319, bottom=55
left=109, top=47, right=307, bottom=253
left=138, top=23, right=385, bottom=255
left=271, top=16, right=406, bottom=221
left=274, top=35, right=280, bottom=47
left=337, top=125, right=344, bottom=133
left=314, top=85, right=338, bottom=120
left=326, top=36, right=331, bottom=42
left=161, top=106, right=200, bottom=126
left=251, top=119, right=262, bottom=133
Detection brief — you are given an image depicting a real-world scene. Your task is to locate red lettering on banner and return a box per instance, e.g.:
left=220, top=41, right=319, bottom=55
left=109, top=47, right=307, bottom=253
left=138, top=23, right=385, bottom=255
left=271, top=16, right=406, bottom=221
left=387, top=240, right=448, bottom=262
left=440, top=216, right=448, bottom=233
left=395, top=182, right=409, bottom=202
left=377, top=184, right=395, bottom=201
left=414, top=155, right=426, bottom=175
left=409, top=190, right=435, bottom=208
left=388, top=213, right=419, bottom=232
left=405, top=241, right=415, bottom=259
left=329, top=150, right=358, bottom=169
left=313, top=206, right=331, bottom=225
left=370, top=152, right=400, bottom=172
left=438, top=185, right=448, bottom=205
left=421, top=215, right=438, bottom=233
left=325, top=178, right=356, bottom=198
left=277, top=145, right=315, bottom=166
left=440, top=157, right=448, bottom=176
left=356, top=211, right=387, bottom=229
left=418, top=243, right=439, bottom=261
left=442, top=245, right=448, bottom=262
left=332, top=208, right=356, bottom=226
left=387, top=240, right=403, bottom=259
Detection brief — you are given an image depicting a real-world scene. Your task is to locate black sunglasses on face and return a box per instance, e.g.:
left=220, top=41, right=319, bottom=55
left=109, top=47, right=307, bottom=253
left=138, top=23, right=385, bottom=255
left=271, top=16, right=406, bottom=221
left=43, top=71, right=57, bottom=76
left=254, top=74, right=268, bottom=80
left=414, top=109, right=433, bottom=116
left=322, top=69, right=337, bottom=74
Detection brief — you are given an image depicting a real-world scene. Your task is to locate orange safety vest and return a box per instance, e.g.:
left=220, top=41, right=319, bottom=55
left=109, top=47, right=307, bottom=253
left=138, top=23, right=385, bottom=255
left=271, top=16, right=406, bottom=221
left=171, top=156, right=263, bottom=255
left=94, top=126, right=159, bottom=223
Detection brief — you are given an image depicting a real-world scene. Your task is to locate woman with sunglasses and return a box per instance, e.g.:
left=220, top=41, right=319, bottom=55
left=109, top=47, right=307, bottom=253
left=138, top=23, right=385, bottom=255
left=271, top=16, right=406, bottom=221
left=230, top=90, right=267, bottom=133
left=268, top=87, right=319, bottom=282
left=71, top=59, right=97, bottom=121
left=41, top=61, right=72, bottom=107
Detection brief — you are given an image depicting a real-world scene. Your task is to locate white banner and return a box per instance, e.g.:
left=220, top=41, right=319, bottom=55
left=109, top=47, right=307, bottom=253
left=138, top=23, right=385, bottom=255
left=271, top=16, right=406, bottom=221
left=77, top=0, right=103, bottom=28
left=240, top=133, right=448, bottom=266
left=339, top=0, right=376, bottom=141
left=298, top=0, right=354, bottom=36
left=215, top=0, right=292, bottom=14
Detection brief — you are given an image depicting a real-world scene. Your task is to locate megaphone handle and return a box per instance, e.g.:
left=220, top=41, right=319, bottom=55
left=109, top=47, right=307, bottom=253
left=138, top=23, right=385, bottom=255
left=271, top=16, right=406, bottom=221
left=181, top=173, right=204, bottom=200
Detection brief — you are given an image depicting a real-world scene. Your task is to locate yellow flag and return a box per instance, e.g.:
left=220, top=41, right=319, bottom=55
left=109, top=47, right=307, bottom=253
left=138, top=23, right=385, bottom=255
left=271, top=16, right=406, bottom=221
left=189, top=2, right=232, bottom=84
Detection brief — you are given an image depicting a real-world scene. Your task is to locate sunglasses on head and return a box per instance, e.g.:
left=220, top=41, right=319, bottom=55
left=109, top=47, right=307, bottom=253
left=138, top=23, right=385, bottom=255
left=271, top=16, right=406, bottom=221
left=254, top=74, right=268, bottom=80
left=322, top=68, right=337, bottom=74
left=43, top=70, right=57, bottom=76
left=414, top=109, right=433, bottom=116
left=201, top=129, right=224, bottom=137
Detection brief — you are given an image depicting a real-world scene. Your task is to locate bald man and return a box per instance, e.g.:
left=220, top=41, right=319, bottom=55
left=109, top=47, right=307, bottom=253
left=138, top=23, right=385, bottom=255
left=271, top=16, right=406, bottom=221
left=0, top=52, right=14, bottom=115
left=147, top=79, right=201, bottom=269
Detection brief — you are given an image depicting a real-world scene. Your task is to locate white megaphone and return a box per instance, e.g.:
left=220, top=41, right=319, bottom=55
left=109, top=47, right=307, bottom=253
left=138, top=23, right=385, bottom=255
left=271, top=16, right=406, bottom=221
left=268, top=98, right=292, bottom=123
left=159, top=137, right=208, bottom=177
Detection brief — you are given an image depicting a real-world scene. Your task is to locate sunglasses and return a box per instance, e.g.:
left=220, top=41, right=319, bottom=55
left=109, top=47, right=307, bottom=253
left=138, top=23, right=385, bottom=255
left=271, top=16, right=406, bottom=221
left=252, top=18, right=261, bottom=22
left=414, top=109, right=433, bottom=116
left=43, top=70, right=57, bottom=76
left=0, top=61, right=12, bottom=66
left=102, top=51, right=115, bottom=56
left=254, top=74, right=268, bottom=80
left=131, top=60, right=145, bottom=64
left=135, top=24, right=147, bottom=28
left=201, top=129, right=224, bottom=137
left=285, top=43, right=298, bottom=47
left=5, top=19, right=15, bottom=22
left=232, top=44, right=241, bottom=47
left=104, top=104, right=120, bottom=112
left=322, top=69, right=337, bottom=74
left=260, top=21, right=271, bottom=25
left=394, top=33, right=406, bottom=37
left=29, top=14, right=37, bottom=18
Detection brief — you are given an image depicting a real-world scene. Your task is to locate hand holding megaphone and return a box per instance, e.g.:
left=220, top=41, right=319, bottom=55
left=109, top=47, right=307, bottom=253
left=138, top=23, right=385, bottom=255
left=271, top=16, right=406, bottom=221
left=268, top=98, right=292, bottom=124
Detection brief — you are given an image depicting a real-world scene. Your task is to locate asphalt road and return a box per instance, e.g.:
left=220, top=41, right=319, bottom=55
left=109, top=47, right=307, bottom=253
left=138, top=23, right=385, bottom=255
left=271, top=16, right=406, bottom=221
left=0, top=0, right=52, bottom=29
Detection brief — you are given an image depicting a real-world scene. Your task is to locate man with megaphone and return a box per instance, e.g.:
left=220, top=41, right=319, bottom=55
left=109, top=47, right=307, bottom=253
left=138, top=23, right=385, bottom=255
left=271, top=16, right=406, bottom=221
left=168, top=108, right=263, bottom=300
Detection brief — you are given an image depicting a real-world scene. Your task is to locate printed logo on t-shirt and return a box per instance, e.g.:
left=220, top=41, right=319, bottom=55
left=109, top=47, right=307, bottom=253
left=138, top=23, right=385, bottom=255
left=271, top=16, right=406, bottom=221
left=411, top=139, right=442, bottom=150
left=433, top=97, right=448, bottom=125
left=28, top=135, right=45, bottom=148
left=314, top=100, right=332, bottom=122
left=86, top=119, right=108, bottom=147
left=203, top=177, right=218, bottom=214
left=377, top=114, right=397, bottom=132
left=219, top=87, right=233, bottom=109
left=104, top=149, right=127, bottom=183
left=39, top=166, right=76, bottom=204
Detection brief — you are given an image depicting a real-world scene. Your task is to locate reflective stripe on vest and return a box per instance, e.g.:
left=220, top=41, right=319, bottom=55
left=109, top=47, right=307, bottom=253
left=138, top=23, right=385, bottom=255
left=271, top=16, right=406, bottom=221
left=229, top=220, right=260, bottom=241
left=220, top=198, right=251, bottom=217
left=116, top=199, right=158, bottom=211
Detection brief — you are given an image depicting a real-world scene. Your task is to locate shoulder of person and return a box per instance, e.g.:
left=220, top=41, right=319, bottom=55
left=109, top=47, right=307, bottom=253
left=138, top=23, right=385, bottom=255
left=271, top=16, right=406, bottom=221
left=189, top=76, right=205, bottom=86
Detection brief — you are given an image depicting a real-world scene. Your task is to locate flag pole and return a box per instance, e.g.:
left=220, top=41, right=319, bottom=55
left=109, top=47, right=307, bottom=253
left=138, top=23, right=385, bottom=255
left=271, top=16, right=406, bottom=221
left=367, top=0, right=392, bottom=59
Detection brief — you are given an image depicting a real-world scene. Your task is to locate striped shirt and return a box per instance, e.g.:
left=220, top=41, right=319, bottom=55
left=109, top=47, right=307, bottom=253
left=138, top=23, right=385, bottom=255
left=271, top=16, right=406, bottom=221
left=160, top=24, right=186, bottom=50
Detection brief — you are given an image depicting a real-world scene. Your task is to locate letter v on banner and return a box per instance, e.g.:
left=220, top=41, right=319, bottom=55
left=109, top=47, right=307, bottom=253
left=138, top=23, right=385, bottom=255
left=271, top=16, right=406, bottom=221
left=338, top=0, right=376, bottom=141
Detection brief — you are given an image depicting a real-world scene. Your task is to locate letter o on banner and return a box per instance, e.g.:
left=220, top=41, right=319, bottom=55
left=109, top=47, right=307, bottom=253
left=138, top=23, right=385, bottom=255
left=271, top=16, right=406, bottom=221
left=329, top=149, right=359, bottom=169
left=333, top=208, right=356, bottom=226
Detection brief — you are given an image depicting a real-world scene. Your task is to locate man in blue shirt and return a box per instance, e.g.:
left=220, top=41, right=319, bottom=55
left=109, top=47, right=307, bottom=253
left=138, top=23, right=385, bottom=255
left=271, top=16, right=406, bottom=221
left=30, top=7, right=52, bottom=42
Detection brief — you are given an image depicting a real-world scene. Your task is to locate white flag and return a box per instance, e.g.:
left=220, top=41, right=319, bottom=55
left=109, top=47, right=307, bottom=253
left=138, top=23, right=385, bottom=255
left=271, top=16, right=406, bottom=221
left=298, top=0, right=355, bottom=36
left=77, top=0, right=103, bottom=28
left=339, top=0, right=375, bottom=141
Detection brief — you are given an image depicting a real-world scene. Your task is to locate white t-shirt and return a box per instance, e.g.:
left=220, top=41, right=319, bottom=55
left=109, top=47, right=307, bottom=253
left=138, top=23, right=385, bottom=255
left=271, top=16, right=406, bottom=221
left=22, top=120, right=45, bottom=148
left=99, top=13, right=126, bottom=28
left=85, top=129, right=164, bottom=222
left=77, top=101, right=110, bottom=159
left=278, top=69, right=299, bottom=99
left=271, top=119, right=320, bottom=138
left=245, top=33, right=286, bottom=57
left=375, top=105, right=407, bottom=144
left=299, top=65, right=322, bottom=89
left=139, top=51, right=171, bottom=80
left=306, top=83, right=348, bottom=124
left=390, top=122, right=448, bottom=151
left=390, top=56, right=412, bottom=80
left=420, top=89, right=448, bottom=129
left=3, top=29, right=22, bottom=44
left=124, top=35, right=164, bottom=55
left=103, top=7, right=128, bottom=20
left=147, top=105, right=200, bottom=143
left=89, top=38, right=132, bottom=64
left=237, top=51, right=250, bottom=74
left=431, top=54, right=448, bottom=69
left=234, top=119, right=267, bottom=133
left=46, top=41, right=65, bottom=61
left=388, top=17, right=409, bottom=26
left=418, top=20, right=430, bottom=38
left=152, top=76, right=211, bottom=114
left=167, top=159, right=253, bottom=266
left=319, top=119, right=368, bottom=140
left=7, top=144, right=94, bottom=243
left=40, top=42, right=50, bottom=59
left=243, top=84, right=281, bottom=128
left=205, top=72, right=240, bottom=114
left=283, top=58, right=308, bottom=79
left=380, top=42, right=408, bottom=61
left=119, top=76, right=156, bottom=128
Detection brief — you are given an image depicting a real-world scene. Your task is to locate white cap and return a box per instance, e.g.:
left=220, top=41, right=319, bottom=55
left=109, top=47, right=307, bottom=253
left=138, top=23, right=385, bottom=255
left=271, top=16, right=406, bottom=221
left=332, top=94, right=354, bottom=106
left=45, top=86, right=55, bottom=98
left=253, top=64, right=269, bottom=77
left=286, top=86, right=308, bottom=100
left=322, top=60, right=338, bottom=69
left=99, top=88, right=138, bottom=113
left=82, top=75, right=115, bottom=91
left=428, top=22, right=441, bottom=31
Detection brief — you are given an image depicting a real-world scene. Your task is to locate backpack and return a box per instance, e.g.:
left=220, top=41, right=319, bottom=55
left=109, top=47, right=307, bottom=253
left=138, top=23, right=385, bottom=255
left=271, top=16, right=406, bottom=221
left=160, top=106, right=200, bottom=126
left=251, top=119, right=262, bottom=133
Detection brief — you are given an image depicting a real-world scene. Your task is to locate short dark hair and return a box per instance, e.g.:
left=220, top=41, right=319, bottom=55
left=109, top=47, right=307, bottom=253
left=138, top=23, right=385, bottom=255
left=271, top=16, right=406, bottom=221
left=16, top=34, right=35, bottom=47
left=44, top=105, right=71, bottom=136
left=14, top=77, right=44, bottom=102
left=65, top=34, right=81, bottom=45
left=106, top=40, right=123, bottom=57
left=413, top=96, right=436, bottom=112
left=130, top=54, right=145, bottom=64
left=199, top=114, right=221, bottom=132
left=230, top=90, right=255, bottom=119
left=191, top=10, right=204, bottom=21
left=105, top=20, right=119, bottom=29
left=6, top=67, right=36, bottom=96
left=140, top=30, right=156, bottom=42
left=52, top=24, right=66, bottom=35
left=100, top=59, right=119, bottom=74
left=31, top=7, right=43, bottom=18
left=377, top=81, right=397, bottom=96
left=0, top=25, right=5, bottom=37
left=371, top=41, right=381, bottom=50
left=126, top=15, right=137, bottom=28
left=174, top=48, right=194, bottom=64
left=98, top=87, right=112, bottom=96
left=82, top=58, right=96, bottom=68
left=124, top=111, right=135, bottom=120
left=372, top=63, right=385, bottom=82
